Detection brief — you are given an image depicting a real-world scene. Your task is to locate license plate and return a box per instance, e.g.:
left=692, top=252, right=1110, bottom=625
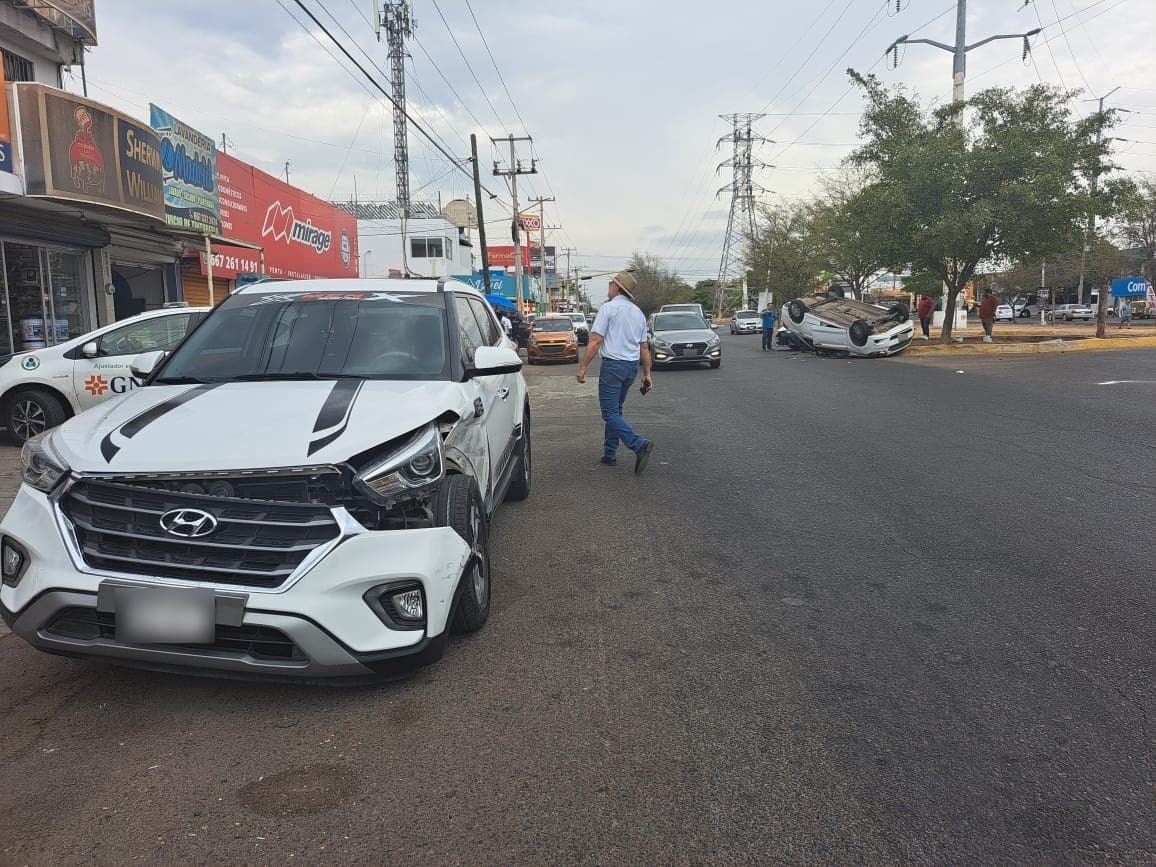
left=684, top=346, right=701, bottom=356
left=116, top=586, right=215, bottom=645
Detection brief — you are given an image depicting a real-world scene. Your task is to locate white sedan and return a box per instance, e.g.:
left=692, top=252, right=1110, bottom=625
left=996, top=304, right=1015, bottom=321
left=0, top=305, right=209, bottom=443
left=783, top=293, right=915, bottom=357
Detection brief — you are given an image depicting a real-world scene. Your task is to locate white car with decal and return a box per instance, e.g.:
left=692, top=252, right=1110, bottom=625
left=0, top=306, right=209, bottom=444
left=0, top=279, right=531, bottom=683
left=783, top=293, right=914, bottom=357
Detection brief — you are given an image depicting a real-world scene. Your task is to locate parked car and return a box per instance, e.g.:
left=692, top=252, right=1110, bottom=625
left=782, top=293, right=914, bottom=357
left=526, top=315, right=579, bottom=364
left=561, top=311, right=590, bottom=344
left=0, top=278, right=531, bottom=682
left=995, top=303, right=1015, bottom=321
left=649, top=311, right=722, bottom=369
left=658, top=303, right=708, bottom=321
left=1053, top=303, right=1094, bottom=321
left=729, top=310, right=761, bottom=334
left=0, top=305, right=210, bottom=444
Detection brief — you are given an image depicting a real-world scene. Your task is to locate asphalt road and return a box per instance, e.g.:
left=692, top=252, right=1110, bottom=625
left=0, top=336, right=1152, bottom=864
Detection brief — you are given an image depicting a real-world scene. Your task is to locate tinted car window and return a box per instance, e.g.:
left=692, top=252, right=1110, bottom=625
left=454, top=296, right=486, bottom=362
left=465, top=296, right=502, bottom=346
left=98, top=314, right=191, bottom=356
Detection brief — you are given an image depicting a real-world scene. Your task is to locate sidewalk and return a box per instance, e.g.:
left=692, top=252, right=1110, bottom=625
left=905, top=320, right=1156, bottom=356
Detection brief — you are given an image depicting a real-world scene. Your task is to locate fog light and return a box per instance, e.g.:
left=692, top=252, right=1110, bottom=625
left=364, top=581, right=426, bottom=630
left=391, top=589, right=424, bottom=621
left=1, top=537, right=28, bottom=587
left=655, top=353, right=668, bottom=360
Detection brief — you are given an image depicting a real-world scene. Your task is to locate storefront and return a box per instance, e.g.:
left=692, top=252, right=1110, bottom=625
left=2, top=82, right=169, bottom=340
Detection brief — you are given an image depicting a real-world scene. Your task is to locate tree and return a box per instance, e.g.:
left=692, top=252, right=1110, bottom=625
left=811, top=167, right=899, bottom=299
left=692, top=279, right=719, bottom=310
left=1120, top=177, right=1156, bottom=280
left=625, top=252, right=685, bottom=314
left=847, top=71, right=1116, bottom=342
left=745, top=201, right=824, bottom=306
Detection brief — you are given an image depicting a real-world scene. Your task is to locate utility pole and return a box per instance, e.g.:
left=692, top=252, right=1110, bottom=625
left=470, top=134, right=491, bottom=295
left=887, top=1, right=1040, bottom=328
left=528, top=196, right=554, bottom=310
left=492, top=135, right=536, bottom=313
left=1079, top=86, right=1121, bottom=323
left=283, top=161, right=290, bottom=184
left=376, top=2, right=415, bottom=214
left=716, top=113, right=768, bottom=317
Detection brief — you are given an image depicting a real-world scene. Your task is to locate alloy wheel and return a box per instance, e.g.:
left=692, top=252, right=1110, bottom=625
left=468, top=503, right=488, bottom=604
left=12, top=400, right=46, bottom=441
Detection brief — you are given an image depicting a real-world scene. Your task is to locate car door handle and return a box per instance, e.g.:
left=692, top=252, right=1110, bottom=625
left=497, top=387, right=510, bottom=400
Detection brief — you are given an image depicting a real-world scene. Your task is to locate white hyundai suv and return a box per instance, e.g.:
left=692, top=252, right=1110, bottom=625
left=0, top=279, right=531, bottom=682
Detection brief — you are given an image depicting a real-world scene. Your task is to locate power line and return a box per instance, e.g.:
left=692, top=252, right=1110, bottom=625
left=429, top=0, right=506, bottom=129
left=284, top=0, right=504, bottom=200
left=1047, top=0, right=1092, bottom=91
left=464, top=0, right=530, bottom=134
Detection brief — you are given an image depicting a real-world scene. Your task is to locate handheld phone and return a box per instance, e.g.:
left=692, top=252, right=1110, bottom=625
left=640, top=380, right=652, bottom=396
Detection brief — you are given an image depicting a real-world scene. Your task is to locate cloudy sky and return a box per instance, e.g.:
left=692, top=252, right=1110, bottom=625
left=76, top=0, right=1155, bottom=287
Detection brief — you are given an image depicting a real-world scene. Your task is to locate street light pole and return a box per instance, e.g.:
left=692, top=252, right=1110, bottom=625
left=1078, top=86, right=1120, bottom=316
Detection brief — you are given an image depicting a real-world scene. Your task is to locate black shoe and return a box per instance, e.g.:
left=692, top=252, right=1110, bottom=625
left=600, top=455, right=617, bottom=466
left=634, top=440, right=654, bottom=474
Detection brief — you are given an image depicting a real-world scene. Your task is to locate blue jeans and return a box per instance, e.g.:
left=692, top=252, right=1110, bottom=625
left=762, top=327, right=775, bottom=349
left=598, top=358, right=645, bottom=457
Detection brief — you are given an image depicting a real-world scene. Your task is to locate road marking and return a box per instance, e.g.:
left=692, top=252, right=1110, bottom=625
left=1097, top=380, right=1156, bottom=385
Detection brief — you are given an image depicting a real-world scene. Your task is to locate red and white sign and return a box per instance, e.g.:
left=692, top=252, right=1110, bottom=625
left=518, top=212, right=541, bottom=232
left=202, top=152, right=358, bottom=281
left=487, top=242, right=538, bottom=269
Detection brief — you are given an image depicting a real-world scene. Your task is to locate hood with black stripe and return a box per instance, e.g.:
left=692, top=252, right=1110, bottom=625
left=49, top=380, right=470, bottom=473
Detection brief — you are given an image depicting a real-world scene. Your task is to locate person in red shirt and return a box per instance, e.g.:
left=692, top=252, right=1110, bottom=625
left=978, top=289, right=999, bottom=343
left=916, top=294, right=935, bottom=340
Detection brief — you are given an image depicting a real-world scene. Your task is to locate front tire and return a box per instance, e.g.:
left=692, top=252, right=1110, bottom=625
left=709, top=360, right=721, bottom=369
left=6, top=389, right=67, bottom=444
left=505, top=408, right=532, bottom=502
left=437, top=475, right=491, bottom=634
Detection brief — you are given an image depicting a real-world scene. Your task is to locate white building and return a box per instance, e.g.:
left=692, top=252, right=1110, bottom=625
left=335, top=202, right=475, bottom=279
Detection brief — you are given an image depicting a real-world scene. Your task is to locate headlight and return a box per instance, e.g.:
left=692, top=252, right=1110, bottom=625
left=707, top=336, right=721, bottom=347
left=21, top=432, right=69, bottom=493
left=354, top=424, right=444, bottom=504
left=652, top=338, right=670, bottom=349
left=566, top=334, right=576, bottom=344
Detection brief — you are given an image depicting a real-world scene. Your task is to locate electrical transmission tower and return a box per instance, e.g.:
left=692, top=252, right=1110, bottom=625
left=716, top=113, right=768, bottom=316
left=376, top=2, right=415, bottom=214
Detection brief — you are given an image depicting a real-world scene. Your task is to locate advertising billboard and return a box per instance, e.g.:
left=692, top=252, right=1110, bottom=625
left=203, top=152, right=358, bottom=280
left=150, top=103, right=220, bottom=234
left=15, top=83, right=164, bottom=221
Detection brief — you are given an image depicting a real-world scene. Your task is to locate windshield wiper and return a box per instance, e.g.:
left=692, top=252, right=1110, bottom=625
left=229, top=372, right=366, bottom=382
left=153, top=376, right=213, bottom=385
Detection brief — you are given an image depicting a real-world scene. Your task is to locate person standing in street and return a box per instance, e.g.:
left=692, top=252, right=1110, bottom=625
left=761, top=303, right=778, bottom=350
left=576, top=270, right=655, bottom=474
left=978, top=289, right=998, bottom=343
left=1119, top=299, right=1133, bottom=327
left=917, top=294, right=935, bottom=340
left=500, top=312, right=513, bottom=337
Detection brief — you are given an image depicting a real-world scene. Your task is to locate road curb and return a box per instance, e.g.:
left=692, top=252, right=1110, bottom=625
left=904, top=336, right=1156, bottom=357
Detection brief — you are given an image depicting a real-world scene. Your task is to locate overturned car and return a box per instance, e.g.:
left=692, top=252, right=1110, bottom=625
left=781, top=293, right=914, bottom=357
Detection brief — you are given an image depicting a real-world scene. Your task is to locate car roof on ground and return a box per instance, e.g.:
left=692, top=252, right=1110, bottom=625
left=232, top=278, right=480, bottom=297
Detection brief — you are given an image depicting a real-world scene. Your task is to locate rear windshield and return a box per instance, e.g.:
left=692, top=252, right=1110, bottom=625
left=533, top=319, right=573, bottom=333
left=156, top=290, right=451, bottom=382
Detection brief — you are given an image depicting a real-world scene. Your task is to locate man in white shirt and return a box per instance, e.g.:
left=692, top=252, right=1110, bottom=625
left=576, top=270, right=655, bottom=473
left=500, top=313, right=513, bottom=336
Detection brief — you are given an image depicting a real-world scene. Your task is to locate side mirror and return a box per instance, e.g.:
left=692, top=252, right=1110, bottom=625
left=81, top=341, right=98, bottom=358
left=468, top=345, right=522, bottom=378
left=130, top=350, right=167, bottom=380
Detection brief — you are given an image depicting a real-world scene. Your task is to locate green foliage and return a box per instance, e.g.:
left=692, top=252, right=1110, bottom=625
left=625, top=252, right=690, bottom=314
left=745, top=201, right=824, bottom=304
left=1118, top=177, right=1156, bottom=277
left=846, top=71, right=1116, bottom=338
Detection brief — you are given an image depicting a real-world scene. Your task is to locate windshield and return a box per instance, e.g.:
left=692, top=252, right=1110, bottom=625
left=653, top=313, right=708, bottom=331
left=736, top=310, right=757, bottom=317
left=662, top=305, right=699, bottom=313
left=566, top=313, right=585, bottom=322
left=155, top=290, right=451, bottom=382
left=532, top=319, right=573, bottom=333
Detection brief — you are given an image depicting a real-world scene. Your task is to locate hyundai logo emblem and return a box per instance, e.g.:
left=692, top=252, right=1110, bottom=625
left=159, top=508, right=219, bottom=538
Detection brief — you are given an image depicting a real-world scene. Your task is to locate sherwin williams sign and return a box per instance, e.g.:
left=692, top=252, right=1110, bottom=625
left=202, top=152, right=357, bottom=280
left=15, top=83, right=164, bottom=221
left=150, top=104, right=219, bottom=234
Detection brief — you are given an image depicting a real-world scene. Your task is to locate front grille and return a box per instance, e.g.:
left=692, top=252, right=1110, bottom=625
left=110, top=470, right=345, bottom=505
left=673, top=342, right=707, bottom=357
left=61, top=480, right=341, bottom=588
left=540, top=344, right=564, bottom=354
left=45, top=607, right=303, bottom=660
